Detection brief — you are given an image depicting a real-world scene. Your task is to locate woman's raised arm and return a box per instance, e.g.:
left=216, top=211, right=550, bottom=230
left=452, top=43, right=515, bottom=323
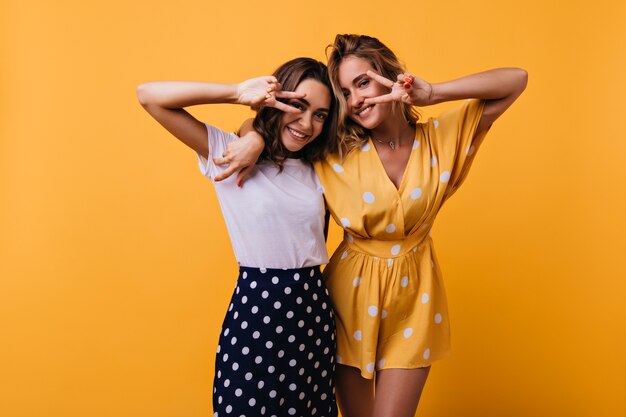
left=136, top=77, right=303, bottom=159
left=365, top=67, right=528, bottom=138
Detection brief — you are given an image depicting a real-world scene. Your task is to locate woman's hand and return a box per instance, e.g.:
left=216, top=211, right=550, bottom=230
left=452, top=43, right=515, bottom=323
left=237, top=76, right=305, bottom=113
left=213, top=128, right=265, bottom=186
left=363, top=70, right=433, bottom=106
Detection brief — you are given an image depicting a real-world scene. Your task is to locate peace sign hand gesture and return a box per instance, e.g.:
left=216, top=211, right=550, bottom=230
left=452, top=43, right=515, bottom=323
left=237, top=76, right=305, bottom=113
left=364, top=70, right=433, bottom=107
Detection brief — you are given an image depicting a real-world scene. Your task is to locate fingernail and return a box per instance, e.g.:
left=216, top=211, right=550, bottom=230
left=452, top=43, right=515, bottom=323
left=237, top=180, right=242, bottom=187
left=214, top=178, right=220, bottom=182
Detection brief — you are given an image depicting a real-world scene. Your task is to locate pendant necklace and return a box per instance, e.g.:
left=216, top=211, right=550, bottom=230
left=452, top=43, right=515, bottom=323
left=373, top=137, right=397, bottom=150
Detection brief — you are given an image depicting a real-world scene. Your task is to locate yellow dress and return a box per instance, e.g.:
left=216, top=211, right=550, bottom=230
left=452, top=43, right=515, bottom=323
left=314, top=99, right=487, bottom=378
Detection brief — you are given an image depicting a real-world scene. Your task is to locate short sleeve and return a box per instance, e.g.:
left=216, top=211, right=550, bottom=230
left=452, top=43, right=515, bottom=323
left=427, top=99, right=487, bottom=195
left=197, top=123, right=239, bottom=179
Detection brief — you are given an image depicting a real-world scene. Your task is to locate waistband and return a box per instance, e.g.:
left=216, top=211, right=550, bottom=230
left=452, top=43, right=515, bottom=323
left=238, top=265, right=322, bottom=277
left=343, top=228, right=432, bottom=258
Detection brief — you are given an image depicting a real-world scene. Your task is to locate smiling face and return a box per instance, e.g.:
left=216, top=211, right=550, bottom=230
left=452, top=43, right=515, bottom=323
left=278, top=78, right=331, bottom=153
left=337, top=55, right=392, bottom=130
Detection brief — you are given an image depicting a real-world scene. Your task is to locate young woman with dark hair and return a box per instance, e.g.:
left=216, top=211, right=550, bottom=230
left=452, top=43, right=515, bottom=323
left=137, top=57, right=340, bottom=417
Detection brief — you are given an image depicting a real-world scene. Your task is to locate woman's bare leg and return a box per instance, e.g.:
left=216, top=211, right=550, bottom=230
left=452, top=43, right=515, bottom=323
left=372, top=367, right=431, bottom=417
left=335, top=364, right=375, bottom=417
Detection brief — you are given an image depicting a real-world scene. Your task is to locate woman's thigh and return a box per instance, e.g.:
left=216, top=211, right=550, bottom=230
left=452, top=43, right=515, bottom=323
left=373, top=367, right=431, bottom=417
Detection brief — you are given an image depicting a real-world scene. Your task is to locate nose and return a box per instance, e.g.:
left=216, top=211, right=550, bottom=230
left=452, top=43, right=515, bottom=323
left=297, top=111, right=313, bottom=130
left=349, top=90, right=363, bottom=109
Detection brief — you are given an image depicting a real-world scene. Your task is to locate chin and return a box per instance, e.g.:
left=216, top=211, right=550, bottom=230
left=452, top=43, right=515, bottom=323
left=281, top=137, right=308, bottom=153
left=282, top=137, right=310, bottom=152
left=284, top=144, right=305, bottom=153
left=351, top=116, right=379, bottom=130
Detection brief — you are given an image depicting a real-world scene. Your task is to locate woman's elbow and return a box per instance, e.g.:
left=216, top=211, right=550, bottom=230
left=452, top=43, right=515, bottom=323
left=136, top=82, right=155, bottom=107
left=513, top=68, right=528, bottom=93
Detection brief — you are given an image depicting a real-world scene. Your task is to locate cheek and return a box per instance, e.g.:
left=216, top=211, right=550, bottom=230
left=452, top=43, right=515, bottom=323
left=311, top=121, right=325, bottom=139
left=280, top=113, right=297, bottom=127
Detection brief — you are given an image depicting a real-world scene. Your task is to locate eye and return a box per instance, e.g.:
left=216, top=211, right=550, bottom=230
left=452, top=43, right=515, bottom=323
left=358, top=79, right=370, bottom=88
left=289, top=101, right=304, bottom=110
left=314, top=112, right=328, bottom=121
left=342, top=90, right=350, bottom=98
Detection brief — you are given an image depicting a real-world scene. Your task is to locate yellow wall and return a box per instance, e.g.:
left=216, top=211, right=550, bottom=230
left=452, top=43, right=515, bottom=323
left=1, top=0, right=625, bottom=416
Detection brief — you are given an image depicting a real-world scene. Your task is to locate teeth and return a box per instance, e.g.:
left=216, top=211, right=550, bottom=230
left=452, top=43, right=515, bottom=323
left=357, top=106, right=373, bottom=116
left=287, top=127, right=307, bottom=139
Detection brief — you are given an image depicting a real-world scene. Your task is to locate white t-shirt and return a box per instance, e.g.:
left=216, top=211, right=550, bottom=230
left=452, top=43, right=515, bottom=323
left=197, top=124, right=329, bottom=269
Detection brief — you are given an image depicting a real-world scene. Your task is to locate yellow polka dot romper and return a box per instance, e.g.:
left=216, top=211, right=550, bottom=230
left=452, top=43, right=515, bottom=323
left=314, top=100, right=487, bottom=379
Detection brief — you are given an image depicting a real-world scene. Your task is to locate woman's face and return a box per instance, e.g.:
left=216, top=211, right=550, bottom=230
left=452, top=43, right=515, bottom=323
left=337, top=55, right=391, bottom=130
left=279, top=78, right=331, bottom=153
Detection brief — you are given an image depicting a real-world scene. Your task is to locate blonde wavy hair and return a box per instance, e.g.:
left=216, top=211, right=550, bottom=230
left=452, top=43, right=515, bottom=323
left=326, top=34, right=420, bottom=157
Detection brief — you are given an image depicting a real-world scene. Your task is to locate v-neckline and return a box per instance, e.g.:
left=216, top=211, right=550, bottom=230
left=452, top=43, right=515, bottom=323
left=368, top=128, right=418, bottom=194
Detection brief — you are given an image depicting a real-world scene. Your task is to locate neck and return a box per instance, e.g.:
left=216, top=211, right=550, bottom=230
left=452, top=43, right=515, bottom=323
left=371, top=116, right=414, bottom=144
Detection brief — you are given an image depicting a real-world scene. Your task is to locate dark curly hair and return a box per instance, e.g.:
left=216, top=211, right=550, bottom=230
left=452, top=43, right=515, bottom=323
left=252, top=57, right=338, bottom=169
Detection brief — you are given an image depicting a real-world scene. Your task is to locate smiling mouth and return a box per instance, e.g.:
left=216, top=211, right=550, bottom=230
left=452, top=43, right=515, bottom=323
left=355, top=105, right=374, bottom=117
left=287, top=126, right=310, bottom=141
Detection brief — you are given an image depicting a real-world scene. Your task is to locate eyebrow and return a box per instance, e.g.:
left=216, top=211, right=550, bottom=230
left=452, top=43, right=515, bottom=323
left=351, top=73, right=368, bottom=85
left=341, top=73, right=368, bottom=91
left=291, top=97, right=330, bottom=113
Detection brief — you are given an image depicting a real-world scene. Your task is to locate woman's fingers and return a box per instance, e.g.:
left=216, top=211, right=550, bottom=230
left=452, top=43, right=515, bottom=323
left=403, top=75, right=415, bottom=89
left=212, top=131, right=262, bottom=183
left=235, top=165, right=255, bottom=188
left=267, top=98, right=302, bottom=114
left=364, top=94, right=395, bottom=105
left=213, top=152, right=242, bottom=181
left=245, top=78, right=304, bottom=114
left=366, top=70, right=394, bottom=88
left=212, top=155, right=228, bottom=165
left=213, top=163, right=238, bottom=182
left=274, top=91, right=306, bottom=99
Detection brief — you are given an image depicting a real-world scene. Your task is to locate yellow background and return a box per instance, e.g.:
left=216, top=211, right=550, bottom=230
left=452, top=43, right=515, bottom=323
left=1, top=0, right=625, bottom=416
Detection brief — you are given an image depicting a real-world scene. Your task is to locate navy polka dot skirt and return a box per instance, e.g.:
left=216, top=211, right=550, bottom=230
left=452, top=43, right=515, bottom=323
left=212, top=266, right=338, bottom=417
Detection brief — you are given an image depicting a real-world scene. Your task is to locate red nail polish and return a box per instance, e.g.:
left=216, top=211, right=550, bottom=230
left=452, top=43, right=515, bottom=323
left=237, top=180, right=242, bottom=187
left=214, top=178, right=220, bottom=182
left=404, top=83, right=411, bottom=89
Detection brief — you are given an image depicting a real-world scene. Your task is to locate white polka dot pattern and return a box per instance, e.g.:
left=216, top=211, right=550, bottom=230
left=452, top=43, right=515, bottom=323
left=312, top=99, right=486, bottom=379
left=213, top=266, right=337, bottom=416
